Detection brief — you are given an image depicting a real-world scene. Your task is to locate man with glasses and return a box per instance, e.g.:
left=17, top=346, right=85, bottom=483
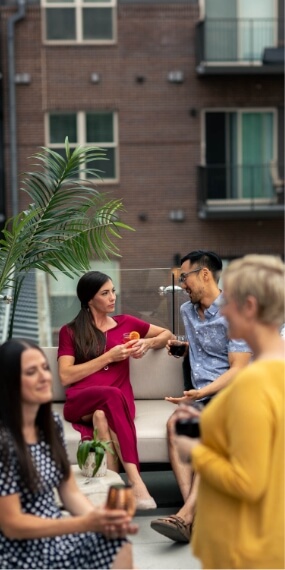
left=151, top=250, right=251, bottom=543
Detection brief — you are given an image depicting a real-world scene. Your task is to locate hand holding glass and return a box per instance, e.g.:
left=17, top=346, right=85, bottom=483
left=169, top=336, right=188, bottom=358
left=106, top=484, right=136, bottom=516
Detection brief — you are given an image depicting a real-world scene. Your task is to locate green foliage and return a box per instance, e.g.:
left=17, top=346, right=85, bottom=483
left=76, top=428, right=114, bottom=476
left=0, top=137, right=134, bottom=338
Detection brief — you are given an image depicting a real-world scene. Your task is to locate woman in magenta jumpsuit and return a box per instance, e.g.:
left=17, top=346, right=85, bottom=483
left=58, top=271, right=174, bottom=509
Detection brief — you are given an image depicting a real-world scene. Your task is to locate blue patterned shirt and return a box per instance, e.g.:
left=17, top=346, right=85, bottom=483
left=181, top=293, right=250, bottom=394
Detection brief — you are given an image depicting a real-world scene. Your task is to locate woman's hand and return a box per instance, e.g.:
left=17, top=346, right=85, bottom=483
left=128, top=339, right=149, bottom=359
left=84, top=506, right=139, bottom=538
left=167, top=405, right=201, bottom=463
left=107, top=342, right=139, bottom=363
left=167, top=404, right=201, bottom=437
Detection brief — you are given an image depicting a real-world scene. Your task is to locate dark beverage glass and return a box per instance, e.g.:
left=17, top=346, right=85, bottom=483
left=169, top=335, right=188, bottom=358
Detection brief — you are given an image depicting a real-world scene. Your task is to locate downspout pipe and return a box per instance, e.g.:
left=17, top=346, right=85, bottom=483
left=7, top=0, right=26, bottom=217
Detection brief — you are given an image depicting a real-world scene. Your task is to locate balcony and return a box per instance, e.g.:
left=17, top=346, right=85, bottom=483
left=197, top=163, right=284, bottom=220
left=196, top=18, right=284, bottom=75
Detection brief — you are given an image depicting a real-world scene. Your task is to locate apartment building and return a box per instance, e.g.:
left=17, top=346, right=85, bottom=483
left=0, top=0, right=283, bottom=341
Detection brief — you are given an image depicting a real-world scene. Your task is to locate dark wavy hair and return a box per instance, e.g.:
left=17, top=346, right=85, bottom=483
left=67, top=271, right=112, bottom=362
left=0, top=338, right=70, bottom=492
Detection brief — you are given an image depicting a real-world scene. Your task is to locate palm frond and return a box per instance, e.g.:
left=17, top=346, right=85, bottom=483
left=0, top=137, right=134, bottom=335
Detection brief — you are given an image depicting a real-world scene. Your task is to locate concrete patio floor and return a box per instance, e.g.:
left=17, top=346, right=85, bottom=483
left=121, top=469, right=202, bottom=570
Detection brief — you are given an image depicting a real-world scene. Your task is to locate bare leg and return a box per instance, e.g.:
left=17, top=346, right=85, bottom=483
left=168, top=418, right=192, bottom=502
left=92, top=410, right=119, bottom=472
left=109, top=428, right=154, bottom=502
left=167, top=416, right=197, bottom=524
left=111, top=542, right=134, bottom=570
left=174, top=473, right=199, bottom=524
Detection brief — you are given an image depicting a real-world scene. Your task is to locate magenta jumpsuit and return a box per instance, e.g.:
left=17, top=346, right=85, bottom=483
left=58, top=315, right=150, bottom=470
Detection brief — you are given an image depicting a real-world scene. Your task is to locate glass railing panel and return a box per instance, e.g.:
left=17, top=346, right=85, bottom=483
left=2, top=268, right=188, bottom=346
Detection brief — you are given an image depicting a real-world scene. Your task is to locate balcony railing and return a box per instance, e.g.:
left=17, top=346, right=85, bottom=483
left=197, top=163, right=284, bottom=219
left=196, top=18, right=284, bottom=73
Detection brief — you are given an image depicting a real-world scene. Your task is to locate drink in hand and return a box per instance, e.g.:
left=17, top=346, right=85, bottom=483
left=169, top=335, right=188, bottom=358
left=122, top=331, right=140, bottom=343
left=106, top=484, right=136, bottom=516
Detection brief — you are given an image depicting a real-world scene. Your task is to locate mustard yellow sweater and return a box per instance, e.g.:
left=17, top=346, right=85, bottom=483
left=191, top=360, right=284, bottom=569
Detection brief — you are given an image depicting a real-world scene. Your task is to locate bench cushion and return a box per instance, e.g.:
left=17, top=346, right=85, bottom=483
left=53, top=400, right=177, bottom=464
left=45, top=346, right=184, bottom=464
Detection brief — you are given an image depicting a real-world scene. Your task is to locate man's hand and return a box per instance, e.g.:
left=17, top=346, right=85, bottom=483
left=165, top=389, right=201, bottom=405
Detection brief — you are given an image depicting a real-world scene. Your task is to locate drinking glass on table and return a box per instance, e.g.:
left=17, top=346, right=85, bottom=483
left=169, top=335, right=188, bottom=358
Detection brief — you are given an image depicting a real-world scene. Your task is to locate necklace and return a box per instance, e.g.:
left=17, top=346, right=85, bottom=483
left=104, top=331, right=109, bottom=370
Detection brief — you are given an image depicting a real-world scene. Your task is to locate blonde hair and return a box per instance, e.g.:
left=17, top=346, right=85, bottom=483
left=222, top=254, right=285, bottom=328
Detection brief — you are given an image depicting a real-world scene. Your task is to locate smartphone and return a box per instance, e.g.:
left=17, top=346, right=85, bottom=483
left=175, top=417, right=200, bottom=438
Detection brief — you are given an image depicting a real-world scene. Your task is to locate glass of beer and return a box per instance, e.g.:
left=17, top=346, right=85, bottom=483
left=169, top=335, right=188, bottom=358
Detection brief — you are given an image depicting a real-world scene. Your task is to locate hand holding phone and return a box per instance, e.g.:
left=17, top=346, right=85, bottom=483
left=175, top=417, right=200, bottom=438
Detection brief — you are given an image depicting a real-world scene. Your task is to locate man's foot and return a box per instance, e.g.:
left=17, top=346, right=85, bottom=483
left=150, top=515, right=193, bottom=543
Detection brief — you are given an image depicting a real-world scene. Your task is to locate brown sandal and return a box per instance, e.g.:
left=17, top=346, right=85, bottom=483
left=150, top=514, right=193, bottom=543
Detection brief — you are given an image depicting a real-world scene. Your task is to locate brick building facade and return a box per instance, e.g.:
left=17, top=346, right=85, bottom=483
left=0, top=0, right=284, bottom=275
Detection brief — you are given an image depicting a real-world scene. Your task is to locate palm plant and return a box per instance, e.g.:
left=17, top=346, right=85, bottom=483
left=0, top=137, right=133, bottom=338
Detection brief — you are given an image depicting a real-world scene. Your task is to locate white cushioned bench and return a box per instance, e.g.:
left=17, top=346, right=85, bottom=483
left=44, top=347, right=184, bottom=465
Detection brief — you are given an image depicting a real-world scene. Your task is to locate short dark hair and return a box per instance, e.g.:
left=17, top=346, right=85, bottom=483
left=181, top=250, right=223, bottom=281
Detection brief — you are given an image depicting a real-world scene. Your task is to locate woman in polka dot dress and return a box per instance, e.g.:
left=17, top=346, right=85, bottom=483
left=0, top=338, right=138, bottom=570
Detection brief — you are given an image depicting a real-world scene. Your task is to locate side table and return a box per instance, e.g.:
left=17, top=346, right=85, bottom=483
left=71, top=465, right=125, bottom=506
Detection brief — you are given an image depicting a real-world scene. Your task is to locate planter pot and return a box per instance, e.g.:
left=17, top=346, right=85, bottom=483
left=81, top=452, right=107, bottom=478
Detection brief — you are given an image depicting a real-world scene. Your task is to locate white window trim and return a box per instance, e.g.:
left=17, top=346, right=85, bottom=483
left=41, top=0, right=117, bottom=45
left=45, top=111, right=119, bottom=183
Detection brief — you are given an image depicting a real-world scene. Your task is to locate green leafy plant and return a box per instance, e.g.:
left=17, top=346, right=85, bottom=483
left=0, top=137, right=133, bottom=338
left=76, top=428, right=114, bottom=476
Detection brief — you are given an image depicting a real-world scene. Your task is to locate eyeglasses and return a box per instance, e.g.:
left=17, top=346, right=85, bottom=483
left=178, top=268, right=202, bottom=283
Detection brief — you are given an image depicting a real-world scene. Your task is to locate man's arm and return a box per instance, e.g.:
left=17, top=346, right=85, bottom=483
left=165, top=352, right=251, bottom=404
left=188, top=352, right=251, bottom=400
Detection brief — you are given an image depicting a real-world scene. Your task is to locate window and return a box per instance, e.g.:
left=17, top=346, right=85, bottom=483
left=42, top=0, right=117, bottom=44
left=203, top=0, right=276, bottom=62
left=202, top=109, right=277, bottom=201
left=46, top=111, right=118, bottom=182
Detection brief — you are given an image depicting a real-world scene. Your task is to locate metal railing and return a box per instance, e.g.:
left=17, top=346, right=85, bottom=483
left=196, top=18, right=282, bottom=64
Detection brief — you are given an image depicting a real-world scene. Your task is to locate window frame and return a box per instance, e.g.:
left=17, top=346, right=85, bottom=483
left=45, top=110, right=119, bottom=183
left=201, top=107, right=278, bottom=203
left=41, top=0, right=117, bottom=45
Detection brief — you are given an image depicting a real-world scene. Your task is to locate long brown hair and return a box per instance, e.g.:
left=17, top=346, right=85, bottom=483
left=0, top=339, right=70, bottom=492
left=67, top=271, right=112, bottom=362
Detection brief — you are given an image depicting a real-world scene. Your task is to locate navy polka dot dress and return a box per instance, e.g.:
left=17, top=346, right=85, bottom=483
left=0, top=414, right=127, bottom=569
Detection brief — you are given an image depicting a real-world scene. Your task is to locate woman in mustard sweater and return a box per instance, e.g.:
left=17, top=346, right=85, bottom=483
left=172, top=254, right=284, bottom=569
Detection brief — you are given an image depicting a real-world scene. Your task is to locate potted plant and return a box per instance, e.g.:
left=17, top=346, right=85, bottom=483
left=76, top=428, right=114, bottom=478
